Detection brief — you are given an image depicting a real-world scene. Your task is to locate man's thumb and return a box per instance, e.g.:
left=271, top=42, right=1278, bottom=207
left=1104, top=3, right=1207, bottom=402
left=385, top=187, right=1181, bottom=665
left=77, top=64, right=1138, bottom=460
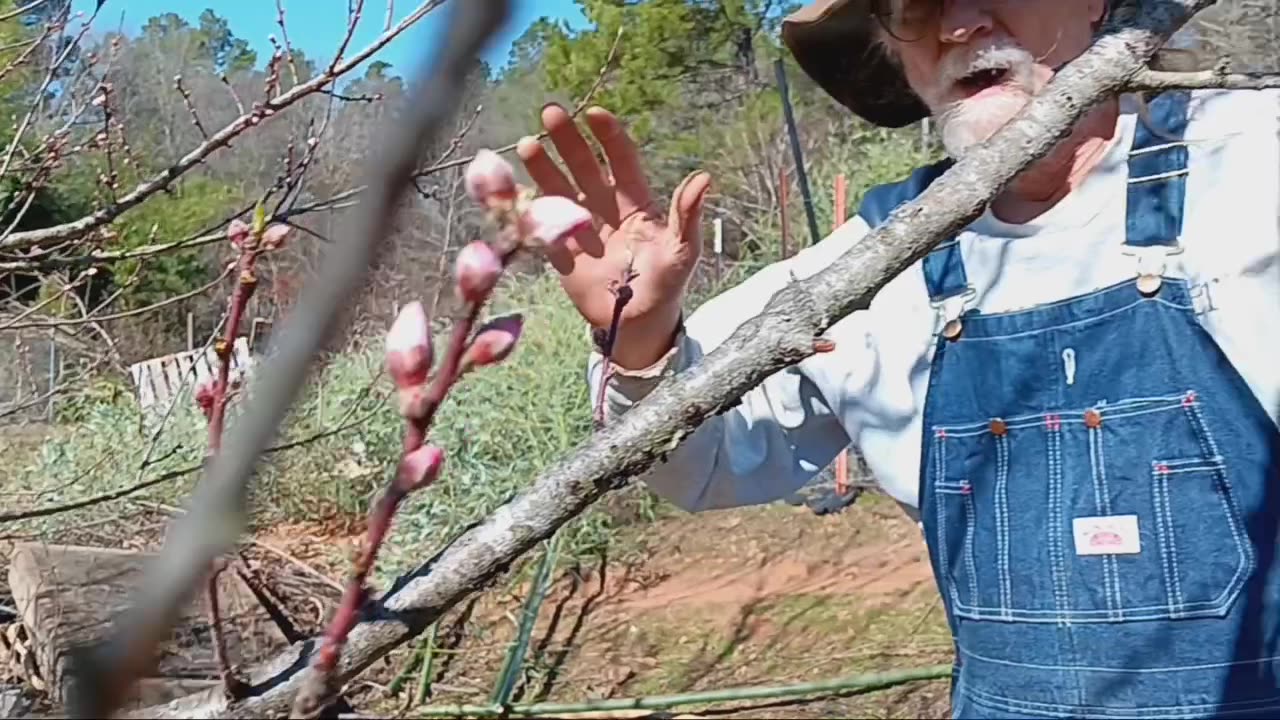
left=669, top=170, right=713, bottom=243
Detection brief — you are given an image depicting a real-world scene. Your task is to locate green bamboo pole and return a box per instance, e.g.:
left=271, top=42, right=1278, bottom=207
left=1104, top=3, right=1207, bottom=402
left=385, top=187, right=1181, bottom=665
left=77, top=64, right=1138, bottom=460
left=490, top=533, right=562, bottom=706
left=417, top=664, right=952, bottom=718
left=416, top=621, right=440, bottom=704
left=387, top=623, right=436, bottom=697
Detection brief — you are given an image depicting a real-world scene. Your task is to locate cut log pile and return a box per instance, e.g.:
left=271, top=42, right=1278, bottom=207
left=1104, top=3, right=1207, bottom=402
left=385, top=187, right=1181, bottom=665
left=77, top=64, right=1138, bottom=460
left=3, top=543, right=289, bottom=711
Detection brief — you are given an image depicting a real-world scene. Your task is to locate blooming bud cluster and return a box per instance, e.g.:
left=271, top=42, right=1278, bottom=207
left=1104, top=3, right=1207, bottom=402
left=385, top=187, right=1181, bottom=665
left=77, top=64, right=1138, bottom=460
left=461, top=148, right=594, bottom=254
left=226, top=219, right=251, bottom=248
left=225, top=218, right=291, bottom=251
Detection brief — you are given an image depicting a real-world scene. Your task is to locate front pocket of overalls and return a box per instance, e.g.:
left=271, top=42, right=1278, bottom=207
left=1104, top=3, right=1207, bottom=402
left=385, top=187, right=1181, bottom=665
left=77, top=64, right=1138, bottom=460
left=928, top=392, right=1255, bottom=623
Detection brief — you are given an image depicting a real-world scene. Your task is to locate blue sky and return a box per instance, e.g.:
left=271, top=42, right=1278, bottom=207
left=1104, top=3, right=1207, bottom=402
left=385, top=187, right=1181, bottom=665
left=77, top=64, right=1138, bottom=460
left=69, top=0, right=589, bottom=76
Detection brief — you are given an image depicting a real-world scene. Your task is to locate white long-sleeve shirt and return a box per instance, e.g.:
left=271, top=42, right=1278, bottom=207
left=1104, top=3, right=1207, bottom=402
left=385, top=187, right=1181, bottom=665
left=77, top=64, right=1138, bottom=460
left=588, top=88, right=1280, bottom=515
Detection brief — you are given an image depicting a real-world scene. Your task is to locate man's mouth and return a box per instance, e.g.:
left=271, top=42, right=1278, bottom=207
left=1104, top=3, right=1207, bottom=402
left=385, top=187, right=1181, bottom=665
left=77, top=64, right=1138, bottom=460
left=955, top=67, right=1011, bottom=93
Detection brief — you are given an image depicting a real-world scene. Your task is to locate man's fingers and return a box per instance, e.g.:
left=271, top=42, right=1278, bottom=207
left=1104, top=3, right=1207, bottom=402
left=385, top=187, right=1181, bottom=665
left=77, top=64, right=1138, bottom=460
left=542, top=104, right=618, bottom=221
left=668, top=170, right=713, bottom=244
left=516, top=135, right=576, bottom=199
left=543, top=238, right=576, bottom=275
left=584, top=107, right=652, bottom=217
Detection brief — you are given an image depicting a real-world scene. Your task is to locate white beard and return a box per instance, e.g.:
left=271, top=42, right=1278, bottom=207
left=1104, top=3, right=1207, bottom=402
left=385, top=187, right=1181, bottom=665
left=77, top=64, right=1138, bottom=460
left=927, top=42, right=1039, bottom=159
left=935, top=86, right=1034, bottom=159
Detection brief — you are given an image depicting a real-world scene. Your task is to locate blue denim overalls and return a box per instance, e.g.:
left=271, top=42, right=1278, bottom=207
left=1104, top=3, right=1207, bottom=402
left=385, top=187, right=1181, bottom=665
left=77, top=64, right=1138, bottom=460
left=860, top=91, right=1280, bottom=718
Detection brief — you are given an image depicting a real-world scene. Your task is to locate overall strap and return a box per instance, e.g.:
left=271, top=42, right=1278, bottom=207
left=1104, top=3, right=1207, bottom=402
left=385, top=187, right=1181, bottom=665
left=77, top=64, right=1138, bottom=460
left=856, top=158, right=965, bottom=304
left=1125, top=90, right=1192, bottom=249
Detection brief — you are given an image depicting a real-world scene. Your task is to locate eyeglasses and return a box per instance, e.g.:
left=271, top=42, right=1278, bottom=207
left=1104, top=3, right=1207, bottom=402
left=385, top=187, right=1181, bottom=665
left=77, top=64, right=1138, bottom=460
left=871, top=0, right=1023, bottom=43
left=871, top=0, right=943, bottom=43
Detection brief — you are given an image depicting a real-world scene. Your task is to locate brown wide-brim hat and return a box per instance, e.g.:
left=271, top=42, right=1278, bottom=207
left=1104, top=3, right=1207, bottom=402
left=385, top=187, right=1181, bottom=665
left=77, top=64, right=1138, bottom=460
left=781, top=0, right=929, bottom=128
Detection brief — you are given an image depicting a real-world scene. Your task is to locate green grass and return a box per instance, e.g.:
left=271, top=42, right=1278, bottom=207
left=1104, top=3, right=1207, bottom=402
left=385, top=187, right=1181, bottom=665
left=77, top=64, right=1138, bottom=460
left=6, top=272, right=663, bottom=579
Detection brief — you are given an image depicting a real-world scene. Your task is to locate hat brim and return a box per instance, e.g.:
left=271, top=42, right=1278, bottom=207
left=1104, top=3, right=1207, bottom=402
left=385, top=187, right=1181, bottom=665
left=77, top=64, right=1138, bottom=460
left=781, top=0, right=929, bottom=128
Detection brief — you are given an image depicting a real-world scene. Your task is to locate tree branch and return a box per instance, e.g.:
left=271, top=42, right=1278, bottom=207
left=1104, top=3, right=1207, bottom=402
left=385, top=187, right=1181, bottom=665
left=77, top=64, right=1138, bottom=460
left=1128, top=64, right=1280, bottom=91
left=0, top=0, right=453, bottom=252
left=126, top=0, right=1219, bottom=717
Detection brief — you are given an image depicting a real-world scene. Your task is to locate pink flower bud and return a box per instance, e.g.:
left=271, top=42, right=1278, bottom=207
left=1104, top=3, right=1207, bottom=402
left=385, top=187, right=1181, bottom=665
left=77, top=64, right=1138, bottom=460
left=464, top=149, right=517, bottom=205
left=519, top=196, right=593, bottom=248
left=262, top=223, right=291, bottom=250
left=461, top=313, right=523, bottom=373
left=454, top=241, right=503, bottom=303
left=226, top=219, right=251, bottom=248
left=396, top=444, right=444, bottom=493
left=194, top=380, right=215, bottom=420
left=385, top=301, right=433, bottom=389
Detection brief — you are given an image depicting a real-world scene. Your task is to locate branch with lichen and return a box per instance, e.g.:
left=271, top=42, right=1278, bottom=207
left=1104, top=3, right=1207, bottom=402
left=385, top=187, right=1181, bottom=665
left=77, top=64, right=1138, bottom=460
left=289, top=150, right=592, bottom=719
left=1127, top=60, right=1280, bottom=91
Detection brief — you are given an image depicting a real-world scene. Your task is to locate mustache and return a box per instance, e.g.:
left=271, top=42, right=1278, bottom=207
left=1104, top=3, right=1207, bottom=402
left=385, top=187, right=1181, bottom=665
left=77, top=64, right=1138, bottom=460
left=937, top=41, right=1036, bottom=89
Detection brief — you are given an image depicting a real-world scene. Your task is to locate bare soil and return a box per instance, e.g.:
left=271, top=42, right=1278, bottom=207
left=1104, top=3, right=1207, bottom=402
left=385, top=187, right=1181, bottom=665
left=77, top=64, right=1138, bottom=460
left=350, top=493, right=956, bottom=719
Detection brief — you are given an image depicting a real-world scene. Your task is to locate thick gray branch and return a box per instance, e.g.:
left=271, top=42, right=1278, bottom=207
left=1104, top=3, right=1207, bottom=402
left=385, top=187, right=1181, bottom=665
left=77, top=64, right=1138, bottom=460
left=134, top=0, right=1214, bottom=717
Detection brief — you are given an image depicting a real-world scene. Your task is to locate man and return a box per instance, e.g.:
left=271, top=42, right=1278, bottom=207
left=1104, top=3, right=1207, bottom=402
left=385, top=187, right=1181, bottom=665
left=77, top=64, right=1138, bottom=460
left=515, top=0, right=1280, bottom=716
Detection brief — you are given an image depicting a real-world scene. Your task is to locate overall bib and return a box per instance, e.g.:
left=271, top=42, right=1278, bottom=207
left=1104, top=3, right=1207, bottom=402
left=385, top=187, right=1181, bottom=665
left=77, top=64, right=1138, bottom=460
left=912, top=92, right=1280, bottom=718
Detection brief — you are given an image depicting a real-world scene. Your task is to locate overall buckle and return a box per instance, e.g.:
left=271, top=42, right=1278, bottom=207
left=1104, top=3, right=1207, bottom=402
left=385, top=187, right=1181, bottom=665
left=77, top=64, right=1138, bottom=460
left=1122, top=243, right=1183, bottom=297
left=931, top=286, right=977, bottom=340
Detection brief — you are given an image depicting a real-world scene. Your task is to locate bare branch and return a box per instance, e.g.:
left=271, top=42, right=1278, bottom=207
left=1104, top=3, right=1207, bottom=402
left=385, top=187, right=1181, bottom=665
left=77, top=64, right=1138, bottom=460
left=1, top=265, right=235, bottom=330
left=173, top=74, right=211, bottom=139
left=1128, top=64, right=1280, bottom=90
left=64, top=4, right=512, bottom=717
left=330, top=0, right=368, bottom=74
left=0, top=0, right=453, bottom=252
left=0, top=0, right=50, bottom=23
left=0, top=464, right=195, bottom=524
left=275, top=0, right=302, bottom=88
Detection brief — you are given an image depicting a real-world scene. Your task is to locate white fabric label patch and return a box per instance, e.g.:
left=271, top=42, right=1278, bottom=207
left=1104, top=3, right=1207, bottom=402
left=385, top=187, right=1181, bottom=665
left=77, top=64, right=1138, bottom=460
left=1073, top=515, right=1141, bottom=555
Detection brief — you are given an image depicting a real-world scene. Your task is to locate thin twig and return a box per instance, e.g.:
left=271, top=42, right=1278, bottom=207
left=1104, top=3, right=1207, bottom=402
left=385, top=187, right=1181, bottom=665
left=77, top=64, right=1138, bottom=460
left=233, top=556, right=306, bottom=644
left=174, top=74, right=210, bottom=139
left=251, top=539, right=345, bottom=593
left=276, top=0, right=301, bottom=88
left=0, top=374, right=381, bottom=527
left=2, top=265, right=234, bottom=330
left=0, top=0, right=50, bottom=23
left=330, top=0, right=368, bottom=74
left=592, top=259, right=637, bottom=430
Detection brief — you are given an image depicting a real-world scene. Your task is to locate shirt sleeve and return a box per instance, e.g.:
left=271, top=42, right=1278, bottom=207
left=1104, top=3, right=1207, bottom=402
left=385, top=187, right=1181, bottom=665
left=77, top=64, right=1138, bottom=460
left=586, top=214, right=879, bottom=512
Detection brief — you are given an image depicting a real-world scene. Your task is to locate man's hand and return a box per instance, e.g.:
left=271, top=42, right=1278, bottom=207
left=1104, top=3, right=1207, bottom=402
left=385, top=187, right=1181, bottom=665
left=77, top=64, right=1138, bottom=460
left=516, top=104, right=712, bottom=370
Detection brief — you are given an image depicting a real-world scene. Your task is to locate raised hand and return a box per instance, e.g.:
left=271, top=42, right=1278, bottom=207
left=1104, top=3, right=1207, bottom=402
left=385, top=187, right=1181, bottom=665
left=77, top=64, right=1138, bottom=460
left=517, top=104, right=712, bottom=370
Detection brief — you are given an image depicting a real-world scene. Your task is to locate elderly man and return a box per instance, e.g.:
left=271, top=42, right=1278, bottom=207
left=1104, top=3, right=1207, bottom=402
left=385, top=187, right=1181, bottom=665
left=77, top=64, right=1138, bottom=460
left=516, top=0, right=1280, bottom=716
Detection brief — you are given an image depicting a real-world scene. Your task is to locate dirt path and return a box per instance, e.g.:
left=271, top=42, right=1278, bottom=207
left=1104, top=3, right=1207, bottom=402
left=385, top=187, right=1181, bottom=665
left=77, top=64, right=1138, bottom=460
left=370, top=495, right=955, bottom=719
left=605, top=536, right=934, bottom=614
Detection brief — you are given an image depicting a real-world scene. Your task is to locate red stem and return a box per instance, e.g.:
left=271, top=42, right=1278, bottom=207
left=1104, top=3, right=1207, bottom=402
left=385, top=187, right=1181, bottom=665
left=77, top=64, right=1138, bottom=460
left=207, top=249, right=259, bottom=454
left=206, top=561, right=247, bottom=697
left=294, top=248, right=515, bottom=717
left=593, top=264, right=635, bottom=430
left=298, top=489, right=404, bottom=708
left=199, top=234, right=262, bottom=700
